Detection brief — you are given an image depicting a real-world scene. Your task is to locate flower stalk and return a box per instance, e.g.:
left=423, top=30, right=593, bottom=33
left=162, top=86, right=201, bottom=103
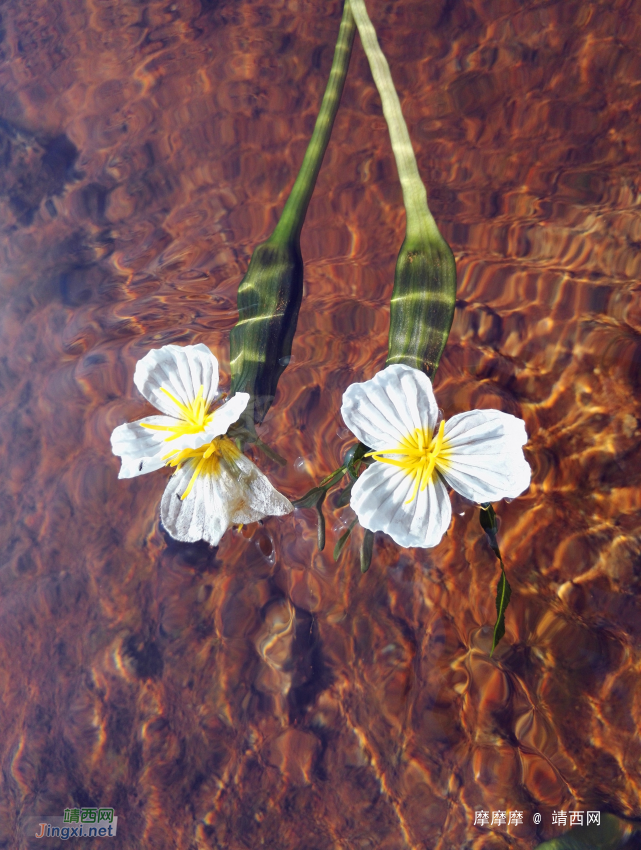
left=229, top=3, right=356, bottom=440
left=348, top=0, right=457, bottom=378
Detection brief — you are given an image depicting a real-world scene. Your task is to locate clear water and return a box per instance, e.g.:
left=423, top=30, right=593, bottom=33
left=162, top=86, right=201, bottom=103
left=1, top=0, right=641, bottom=848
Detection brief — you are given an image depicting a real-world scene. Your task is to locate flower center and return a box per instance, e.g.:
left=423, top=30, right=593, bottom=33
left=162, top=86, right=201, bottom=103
left=142, top=385, right=216, bottom=441
left=366, top=420, right=449, bottom=503
left=163, top=436, right=242, bottom=501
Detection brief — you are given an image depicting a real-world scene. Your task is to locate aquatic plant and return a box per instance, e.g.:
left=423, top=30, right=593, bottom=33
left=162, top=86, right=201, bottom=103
left=294, top=0, right=530, bottom=651
left=294, top=0, right=459, bottom=553
left=229, top=1, right=356, bottom=441
left=111, top=7, right=356, bottom=547
left=110, top=345, right=292, bottom=546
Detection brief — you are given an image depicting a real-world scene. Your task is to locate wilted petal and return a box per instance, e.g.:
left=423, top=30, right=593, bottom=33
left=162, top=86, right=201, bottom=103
left=110, top=416, right=178, bottom=479
left=160, top=451, right=292, bottom=546
left=228, top=454, right=294, bottom=524
left=351, top=460, right=451, bottom=549
left=341, top=364, right=439, bottom=451
left=134, top=344, right=219, bottom=417
left=438, top=409, right=531, bottom=502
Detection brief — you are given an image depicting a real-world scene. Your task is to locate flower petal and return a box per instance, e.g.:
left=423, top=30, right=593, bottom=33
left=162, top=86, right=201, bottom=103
left=228, top=455, right=293, bottom=524
left=202, top=392, right=249, bottom=441
left=110, top=416, right=179, bottom=479
left=160, top=452, right=292, bottom=546
left=133, top=344, right=219, bottom=417
left=341, top=364, right=439, bottom=450
left=438, top=409, right=531, bottom=503
left=351, top=460, right=452, bottom=548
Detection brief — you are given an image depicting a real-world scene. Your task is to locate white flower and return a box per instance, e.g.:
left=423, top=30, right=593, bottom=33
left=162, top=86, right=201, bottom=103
left=340, top=364, right=531, bottom=549
left=111, top=343, right=293, bottom=545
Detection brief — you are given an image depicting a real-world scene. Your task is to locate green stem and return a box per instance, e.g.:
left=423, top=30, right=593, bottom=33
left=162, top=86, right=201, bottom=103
left=229, top=3, right=356, bottom=430
left=347, top=0, right=438, bottom=244
left=271, top=2, right=356, bottom=244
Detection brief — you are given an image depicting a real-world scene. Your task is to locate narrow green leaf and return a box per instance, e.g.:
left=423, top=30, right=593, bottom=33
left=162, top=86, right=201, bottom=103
left=318, top=466, right=347, bottom=489
left=347, top=442, right=372, bottom=479
left=227, top=423, right=287, bottom=466
left=335, top=479, right=355, bottom=508
left=315, top=494, right=327, bottom=551
left=292, top=486, right=325, bottom=510
left=333, top=518, right=357, bottom=561
left=479, top=503, right=501, bottom=561
left=490, top=568, right=511, bottom=657
left=360, top=529, right=374, bottom=573
left=253, top=436, right=287, bottom=466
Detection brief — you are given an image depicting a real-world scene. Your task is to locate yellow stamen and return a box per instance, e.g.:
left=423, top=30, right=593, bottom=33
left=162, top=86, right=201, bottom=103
left=163, top=436, right=242, bottom=501
left=142, top=385, right=218, bottom=441
left=367, top=420, right=449, bottom=504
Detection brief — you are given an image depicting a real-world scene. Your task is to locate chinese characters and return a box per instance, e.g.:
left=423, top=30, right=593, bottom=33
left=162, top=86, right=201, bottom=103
left=474, top=810, right=601, bottom=828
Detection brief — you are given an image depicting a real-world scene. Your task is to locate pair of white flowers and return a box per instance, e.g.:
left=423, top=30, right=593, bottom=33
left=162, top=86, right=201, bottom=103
left=111, top=345, right=530, bottom=549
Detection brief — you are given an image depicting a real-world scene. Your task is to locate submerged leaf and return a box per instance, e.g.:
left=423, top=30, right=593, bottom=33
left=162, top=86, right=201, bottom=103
left=292, top=486, right=326, bottom=510
left=335, top=479, right=355, bottom=507
left=319, top=467, right=348, bottom=489
left=315, top=491, right=327, bottom=551
left=228, top=424, right=287, bottom=466
left=334, top=518, right=357, bottom=561
left=480, top=503, right=512, bottom=656
left=491, top=567, right=511, bottom=657
left=293, top=484, right=327, bottom=552
left=360, top=529, right=374, bottom=573
left=345, top=441, right=371, bottom=479
left=479, top=501, right=501, bottom=559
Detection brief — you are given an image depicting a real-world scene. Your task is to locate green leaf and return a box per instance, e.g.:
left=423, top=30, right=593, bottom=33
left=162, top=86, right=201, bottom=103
left=333, top=519, right=357, bottom=561
left=345, top=442, right=372, bottom=480
left=490, top=567, right=511, bottom=657
left=360, top=529, right=374, bottom=573
left=315, top=497, right=326, bottom=551
left=335, top=479, right=355, bottom=508
left=292, top=486, right=326, bottom=510
left=479, top=503, right=501, bottom=561
left=318, top=466, right=347, bottom=489
left=253, top=436, right=287, bottom=466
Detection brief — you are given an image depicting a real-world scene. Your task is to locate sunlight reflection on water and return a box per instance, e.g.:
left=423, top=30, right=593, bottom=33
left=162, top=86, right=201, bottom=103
left=0, top=0, right=641, bottom=848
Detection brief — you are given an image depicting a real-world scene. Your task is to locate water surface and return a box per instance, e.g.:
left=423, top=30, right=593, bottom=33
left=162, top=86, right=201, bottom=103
left=1, top=0, right=641, bottom=847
